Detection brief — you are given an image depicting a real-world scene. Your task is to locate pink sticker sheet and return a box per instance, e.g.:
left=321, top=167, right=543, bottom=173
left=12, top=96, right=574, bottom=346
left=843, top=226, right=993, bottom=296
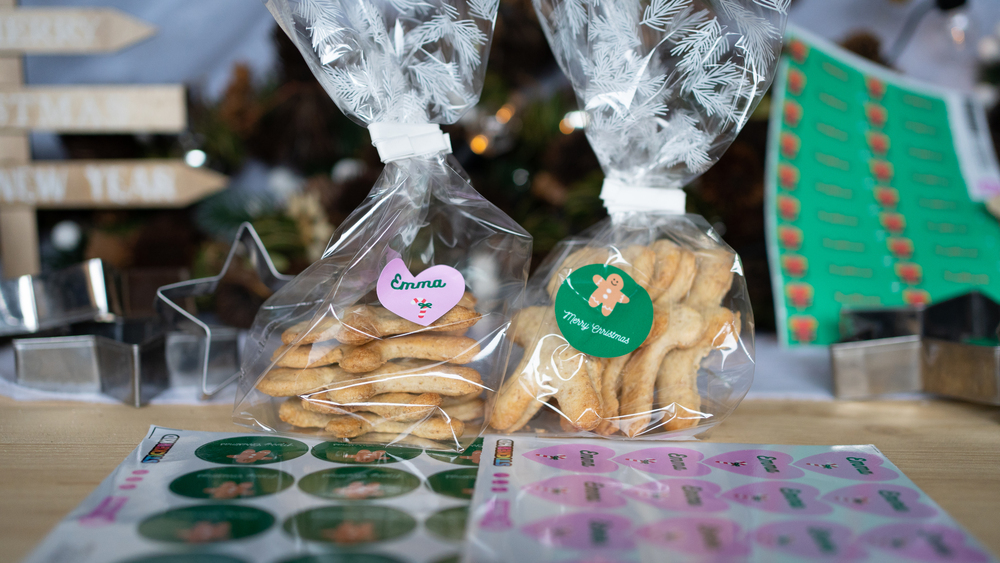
left=463, top=437, right=997, bottom=563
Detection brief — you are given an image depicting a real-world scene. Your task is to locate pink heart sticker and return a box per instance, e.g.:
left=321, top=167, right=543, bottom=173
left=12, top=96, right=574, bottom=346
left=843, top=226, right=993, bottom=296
left=612, top=447, right=710, bottom=477
left=522, top=513, right=634, bottom=550
left=523, top=444, right=618, bottom=473
left=524, top=475, right=626, bottom=509
left=794, top=450, right=899, bottom=481
left=636, top=517, right=749, bottom=557
left=861, top=523, right=990, bottom=562
left=755, top=520, right=867, bottom=560
left=723, top=481, right=832, bottom=515
left=376, top=258, right=465, bottom=326
left=704, top=449, right=804, bottom=479
left=823, top=484, right=938, bottom=518
left=623, top=479, right=728, bottom=512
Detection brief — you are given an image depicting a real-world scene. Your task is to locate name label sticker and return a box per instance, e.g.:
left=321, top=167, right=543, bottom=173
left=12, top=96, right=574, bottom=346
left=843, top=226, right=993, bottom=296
left=376, top=258, right=465, bottom=326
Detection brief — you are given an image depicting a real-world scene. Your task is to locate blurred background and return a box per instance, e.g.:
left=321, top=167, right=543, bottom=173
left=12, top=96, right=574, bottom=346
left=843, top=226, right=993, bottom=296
left=7, top=0, right=1000, bottom=333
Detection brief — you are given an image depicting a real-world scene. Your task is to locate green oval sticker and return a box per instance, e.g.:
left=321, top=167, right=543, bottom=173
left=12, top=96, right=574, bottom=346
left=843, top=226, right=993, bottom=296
left=138, top=505, right=275, bottom=544
left=426, top=468, right=478, bottom=500
left=425, top=506, right=469, bottom=542
left=311, top=442, right=421, bottom=465
left=169, top=467, right=293, bottom=500
left=426, top=438, right=483, bottom=466
left=554, top=264, right=653, bottom=357
left=195, top=437, right=308, bottom=465
left=283, top=506, right=416, bottom=545
left=299, top=467, right=420, bottom=500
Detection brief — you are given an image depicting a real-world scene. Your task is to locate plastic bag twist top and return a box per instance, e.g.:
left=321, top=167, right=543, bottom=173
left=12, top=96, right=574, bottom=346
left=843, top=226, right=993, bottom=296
left=265, top=0, right=498, bottom=127
left=533, top=0, right=787, bottom=197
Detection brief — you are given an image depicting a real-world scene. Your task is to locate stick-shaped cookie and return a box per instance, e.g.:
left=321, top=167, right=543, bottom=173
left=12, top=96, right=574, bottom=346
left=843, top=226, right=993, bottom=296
left=546, top=247, right=611, bottom=298
left=340, top=335, right=480, bottom=373
left=257, top=366, right=354, bottom=397
left=272, top=342, right=354, bottom=369
left=683, top=248, right=736, bottom=308
left=441, top=392, right=482, bottom=407
left=509, top=306, right=547, bottom=347
left=618, top=305, right=705, bottom=437
left=442, top=398, right=485, bottom=421
left=282, top=305, right=481, bottom=346
left=595, top=353, right=631, bottom=436
left=648, top=239, right=682, bottom=301
left=326, top=360, right=483, bottom=404
left=654, top=250, right=698, bottom=306
left=552, top=350, right=603, bottom=431
left=657, top=308, right=741, bottom=431
left=303, top=392, right=442, bottom=422
left=619, top=245, right=656, bottom=291
left=354, top=432, right=450, bottom=450
left=279, top=398, right=336, bottom=428
left=325, top=412, right=465, bottom=441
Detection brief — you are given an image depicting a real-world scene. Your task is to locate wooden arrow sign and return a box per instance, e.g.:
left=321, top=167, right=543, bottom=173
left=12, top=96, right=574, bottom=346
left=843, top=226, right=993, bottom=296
left=0, top=160, right=227, bottom=208
left=0, top=8, right=155, bottom=54
left=0, top=85, right=185, bottom=133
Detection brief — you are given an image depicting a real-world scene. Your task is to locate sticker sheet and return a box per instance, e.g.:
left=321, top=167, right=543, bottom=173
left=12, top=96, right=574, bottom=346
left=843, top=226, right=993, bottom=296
left=765, top=24, right=1000, bottom=346
left=463, top=436, right=997, bottom=563
left=25, top=426, right=482, bottom=563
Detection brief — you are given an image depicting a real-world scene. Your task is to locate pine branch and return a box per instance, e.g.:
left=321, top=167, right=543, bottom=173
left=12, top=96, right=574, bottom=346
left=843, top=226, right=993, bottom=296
left=469, top=0, right=499, bottom=21
left=640, top=0, right=690, bottom=32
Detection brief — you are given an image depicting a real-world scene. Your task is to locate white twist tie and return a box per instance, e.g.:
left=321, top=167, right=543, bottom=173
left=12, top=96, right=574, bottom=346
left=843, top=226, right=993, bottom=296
left=368, top=122, right=452, bottom=163
left=600, top=178, right=687, bottom=214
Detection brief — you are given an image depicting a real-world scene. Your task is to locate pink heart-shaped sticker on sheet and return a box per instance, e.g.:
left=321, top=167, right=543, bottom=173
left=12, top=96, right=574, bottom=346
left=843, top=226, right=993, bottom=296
left=704, top=449, right=804, bottom=479
left=376, top=258, right=465, bottom=326
left=524, top=444, right=618, bottom=473
left=723, top=481, right=832, bottom=515
left=612, top=447, right=710, bottom=477
left=861, top=523, right=990, bottom=562
left=623, top=479, right=728, bottom=512
left=794, top=450, right=899, bottom=481
left=755, top=520, right=867, bottom=560
left=522, top=513, right=634, bottom=550
left=823, top=484, right=938, bottom=518
left=525, top=475, right=626, bottom=509
left=636, top=517, right=749, bottom=557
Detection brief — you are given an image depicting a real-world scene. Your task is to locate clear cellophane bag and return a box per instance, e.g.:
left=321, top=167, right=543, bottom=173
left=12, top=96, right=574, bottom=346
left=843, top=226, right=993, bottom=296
left=494, top=0, right=788, bottom=438
left=236, top=0, right=530, bottom=452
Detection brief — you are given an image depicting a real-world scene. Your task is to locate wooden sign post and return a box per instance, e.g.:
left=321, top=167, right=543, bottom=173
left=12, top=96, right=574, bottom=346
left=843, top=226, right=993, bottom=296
left=0, top=2, right=226, bottom=277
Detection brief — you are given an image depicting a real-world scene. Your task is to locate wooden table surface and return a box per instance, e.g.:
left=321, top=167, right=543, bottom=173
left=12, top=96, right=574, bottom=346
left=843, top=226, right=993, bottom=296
left=1, top=396, right=998, bottom=562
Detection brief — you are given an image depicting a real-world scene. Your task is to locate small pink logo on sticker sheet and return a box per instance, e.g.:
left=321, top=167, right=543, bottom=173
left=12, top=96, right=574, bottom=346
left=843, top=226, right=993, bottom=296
left=524, top=444, right=618, bottom=473
left=636, top=517, right=749, bottom=557
left=623, top=479, right=728, bottom=513
left=755, top=520, right=867, bottom=560
left=524, top=475, right=626, bottom=508
left=860, top=523, right=990, bottom=562
left=376, top=258, right=465, bottom=326
left=612, top=447, right=710, bottom=477
left=823, top=484, right=938, bottom=518
left=704, top=449, right=804, bottom=479
left=723, top=481, right=832, bottom=515
left=793, top=450, right=899, bottom=481
left=522, top=513, right=634, bottom=550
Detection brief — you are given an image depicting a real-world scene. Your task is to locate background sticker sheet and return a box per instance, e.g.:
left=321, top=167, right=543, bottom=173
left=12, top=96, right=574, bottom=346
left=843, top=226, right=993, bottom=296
left=463, top=436, right=998, bottom=563
left=25, top=426, right=481, bottom=563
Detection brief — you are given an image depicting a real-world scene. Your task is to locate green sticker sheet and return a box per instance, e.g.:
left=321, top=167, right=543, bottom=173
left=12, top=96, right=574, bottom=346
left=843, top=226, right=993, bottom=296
left=24, top=426, right=483, bottom=563
left=766, top=24, right=1000, bottom=346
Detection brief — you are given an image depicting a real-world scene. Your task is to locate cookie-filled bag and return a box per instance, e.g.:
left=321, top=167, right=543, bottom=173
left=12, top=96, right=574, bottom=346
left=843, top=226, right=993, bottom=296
left=238, top=0, right=530, bottom=452
left=492, top=0, right=788, bottom=438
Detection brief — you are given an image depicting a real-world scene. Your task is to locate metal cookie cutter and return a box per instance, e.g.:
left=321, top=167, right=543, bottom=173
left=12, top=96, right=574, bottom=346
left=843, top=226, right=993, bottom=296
left=13, top=319, right=168, bottom=406
left=831, top=292, right=1000, bottom=405
left=156, top=222, right=293, bottom=398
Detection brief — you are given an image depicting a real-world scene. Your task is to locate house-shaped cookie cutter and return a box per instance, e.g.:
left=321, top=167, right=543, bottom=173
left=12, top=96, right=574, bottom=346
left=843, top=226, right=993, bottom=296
left=156, top=222, right=293, bottom=398
left=831, top=292, right=1000, bottom=405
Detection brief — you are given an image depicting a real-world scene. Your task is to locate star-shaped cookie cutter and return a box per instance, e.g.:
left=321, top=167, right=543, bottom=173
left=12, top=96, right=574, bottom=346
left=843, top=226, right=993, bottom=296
left=156, top=222, right=293, bottom=397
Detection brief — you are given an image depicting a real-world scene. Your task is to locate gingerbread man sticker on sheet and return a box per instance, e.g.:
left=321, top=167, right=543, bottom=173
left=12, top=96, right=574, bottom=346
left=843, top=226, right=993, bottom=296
left=588, top=273, right=630, bottom=316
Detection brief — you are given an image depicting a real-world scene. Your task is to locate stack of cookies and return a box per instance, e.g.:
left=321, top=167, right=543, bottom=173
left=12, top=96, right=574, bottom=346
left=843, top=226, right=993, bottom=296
left=492, top=240, right=742, bottom=437
left=256, top=293, right=488, bottom=446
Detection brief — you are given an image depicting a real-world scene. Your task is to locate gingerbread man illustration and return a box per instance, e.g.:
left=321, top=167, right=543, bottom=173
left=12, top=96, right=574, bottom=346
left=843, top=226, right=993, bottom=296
left=588, top=273, right=629, bottom=317
left=227, top=449, right=275, bottom=464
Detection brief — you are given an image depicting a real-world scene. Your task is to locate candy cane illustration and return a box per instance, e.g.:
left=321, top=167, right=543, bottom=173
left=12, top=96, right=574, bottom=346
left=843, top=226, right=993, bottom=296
left=413, top=298, right=433, bottom=319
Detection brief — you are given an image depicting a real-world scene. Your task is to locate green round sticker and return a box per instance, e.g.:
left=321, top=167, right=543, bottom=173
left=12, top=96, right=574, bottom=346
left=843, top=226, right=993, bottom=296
left=553, top=264, right=654, bottom=357
left=311, top=442, right=421, bottom=465
left=299, top=467, right=420, bottom=500
left=137, top=505, right=274, bottom=544
left=283, top=506, right=416, bottom=545
left=120, top=556, right=247, bottom=563
left=195, top=436, right=307, bottom=465
left=277, top=556, right=403, bottom=563
left=425, top=506, right=469, bottom=542
left=427, top=468, right=478, bottom=500
left=169, top=467, right=294, bottom=500
left=426, top=438, right=483, bottom=466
